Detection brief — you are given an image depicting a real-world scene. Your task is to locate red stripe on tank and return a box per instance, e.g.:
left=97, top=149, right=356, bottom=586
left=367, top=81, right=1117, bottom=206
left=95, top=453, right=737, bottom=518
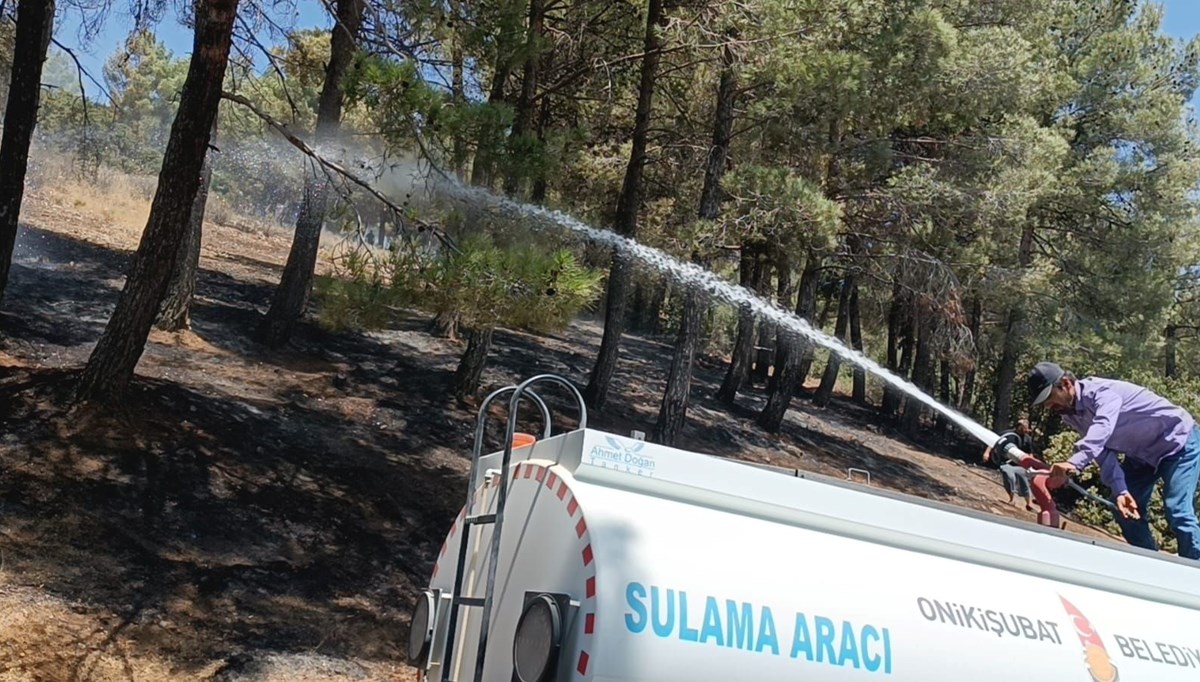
left=577, top=651, right=590, bottom=675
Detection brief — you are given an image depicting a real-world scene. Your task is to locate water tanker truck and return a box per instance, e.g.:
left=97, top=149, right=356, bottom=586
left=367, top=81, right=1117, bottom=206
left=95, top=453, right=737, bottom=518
left=406, top=375, right=1200, bottom=682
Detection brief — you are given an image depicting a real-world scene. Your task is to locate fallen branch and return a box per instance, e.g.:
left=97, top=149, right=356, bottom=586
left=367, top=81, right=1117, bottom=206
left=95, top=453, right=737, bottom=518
left=219, top=90, right=457, bottom=253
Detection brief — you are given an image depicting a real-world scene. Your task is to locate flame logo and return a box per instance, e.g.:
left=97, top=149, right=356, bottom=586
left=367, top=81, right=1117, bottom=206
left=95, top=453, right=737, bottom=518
left=1059, top=596, right=1119, bottom=682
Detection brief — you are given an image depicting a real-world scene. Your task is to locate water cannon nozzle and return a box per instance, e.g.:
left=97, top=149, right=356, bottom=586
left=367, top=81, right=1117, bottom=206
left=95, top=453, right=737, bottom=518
left=992, top=430, right=1026, bottom=465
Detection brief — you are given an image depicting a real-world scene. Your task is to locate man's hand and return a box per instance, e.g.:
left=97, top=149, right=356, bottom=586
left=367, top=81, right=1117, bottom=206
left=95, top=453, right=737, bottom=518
left=1116, top=492, right=1141, bottom=520
left=1049, top=461, right=1077, bottom=486
left=982, top=447, right=992, bottom=464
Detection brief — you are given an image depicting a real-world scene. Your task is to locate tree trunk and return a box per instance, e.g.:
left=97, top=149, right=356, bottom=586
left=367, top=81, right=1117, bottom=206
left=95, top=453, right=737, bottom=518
left=452, top=327, right=494, bottom=402
left=716, top=245, right=766, bottom=404
left=257, top=0, right=364, bottom=348
left=794, top=258, right=821, bottom=388
left=936, top=359, right=951, bottom=434
left=816, top=286, right=835, bottom=329
left=529, top=47, right=556, bottom=203
left=0, top=0, right=55, bottom=305
left=813, top=276, right=852, bottom=408
left=750, top=325, right=772, bottom=387
left=470, top=60, right=512, bottom=188
left=903, top=306, right=933, bottom=438
left=991, top=306, right=1023, bottom=431
left=530, top=91, right=553, bottom=202
left=653, top=37, right=736, bottom=444
left=583, top=0, right=668, bottom=411
left=503, top=0, right=547, bottom=195
left=156, top=119, right=216, bottom=332
left=849, top=281, right=866, bottom=402
left=653, top=286, right=703, bottom=445
left=645, top=282, right=666, bottom=334
left=1165, top=324, right=1178, bottom=379
left=882, top=284, right=912, bottom=421
left=769, top=252, right=797, bottom=393
left=716, top=251, right=756, bottom=404
left=429, top=311, right=460, bottom=340
left=895, top=311, right=916, bottom=423
left=959, top=296, right=982, bottom=413
left=76, top=0, right=238, bottom=402
left=992, top=222, right=1035, bottom=431
left=881, top=285, right=902, bottom=418
left=754, top=249, right=789, bottom=388
left=630, top=278, right=665, bottom=334
left=880, top=299, right=898, bottom=407
left=758, top=251, right=819, bottom=432
left=449, top=0, right=467, bottom=179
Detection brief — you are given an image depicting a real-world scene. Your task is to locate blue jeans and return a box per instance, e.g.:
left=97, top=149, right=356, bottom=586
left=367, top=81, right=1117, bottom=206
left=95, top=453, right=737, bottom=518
left=1113, top=426, right=1200, bottom=560
left=999, top=464, right=1031, bottom=500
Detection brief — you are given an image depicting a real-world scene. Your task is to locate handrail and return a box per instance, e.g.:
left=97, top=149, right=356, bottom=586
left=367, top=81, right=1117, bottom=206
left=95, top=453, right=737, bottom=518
left=465, top=386, right=551, bottom=517
left=471, top=374, right=587, bottom=682
left=440, top=383, right=549, bottom=682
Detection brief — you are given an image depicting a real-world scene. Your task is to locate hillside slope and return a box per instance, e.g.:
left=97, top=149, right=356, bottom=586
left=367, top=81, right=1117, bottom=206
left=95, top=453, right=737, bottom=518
left=0, top=183, right=1123, bottom=680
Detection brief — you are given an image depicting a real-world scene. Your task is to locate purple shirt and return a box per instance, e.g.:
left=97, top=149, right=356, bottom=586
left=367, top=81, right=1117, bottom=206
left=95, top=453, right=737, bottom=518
left=1060, top=377, right=1195, bottom=495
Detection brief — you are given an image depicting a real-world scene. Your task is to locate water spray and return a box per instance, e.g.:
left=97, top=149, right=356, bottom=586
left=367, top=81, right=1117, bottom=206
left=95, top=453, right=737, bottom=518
left=432, top=174, right=1000, bottom=444
left=423, top=173, right=1136, bottom=523
left=330, top=153, right=1120, bottom=524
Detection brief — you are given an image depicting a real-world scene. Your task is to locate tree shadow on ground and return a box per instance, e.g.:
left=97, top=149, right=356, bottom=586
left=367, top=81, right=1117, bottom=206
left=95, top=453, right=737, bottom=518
left=0, top=369, right=463, bottom=676
left=2, top=227, right=128, bottom=349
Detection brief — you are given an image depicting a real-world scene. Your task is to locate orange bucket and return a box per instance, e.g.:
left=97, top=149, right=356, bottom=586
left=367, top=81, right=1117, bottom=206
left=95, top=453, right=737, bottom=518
left=511, top=432, right=537, bottom=449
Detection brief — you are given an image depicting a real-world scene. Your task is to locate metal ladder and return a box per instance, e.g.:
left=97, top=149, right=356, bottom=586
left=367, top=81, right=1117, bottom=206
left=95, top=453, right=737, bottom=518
left=439, top=374, right=588, bottom=682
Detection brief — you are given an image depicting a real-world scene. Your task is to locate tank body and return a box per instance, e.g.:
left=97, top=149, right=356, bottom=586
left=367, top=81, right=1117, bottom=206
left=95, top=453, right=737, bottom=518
left=416, top=429, right=1200, bottom=682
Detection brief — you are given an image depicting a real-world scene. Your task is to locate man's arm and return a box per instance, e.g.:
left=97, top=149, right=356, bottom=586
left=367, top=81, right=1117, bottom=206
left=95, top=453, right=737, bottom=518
left=1095, top=449, right=1128, bottom=496
left=1066, top=386, right=1122, bottom=471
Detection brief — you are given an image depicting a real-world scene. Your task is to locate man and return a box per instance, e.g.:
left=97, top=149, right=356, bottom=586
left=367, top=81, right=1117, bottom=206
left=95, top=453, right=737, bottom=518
left=983, top=418, right=1037, bottom=511
left=984, top=417, right=1065, bottom=527
left=1028, top=361, right=1200, bottom=560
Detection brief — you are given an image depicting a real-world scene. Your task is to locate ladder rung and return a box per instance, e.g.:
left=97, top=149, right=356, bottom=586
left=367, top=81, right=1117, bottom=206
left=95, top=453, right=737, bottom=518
left=455, top=596, right=485, bottom=607
left=465, top=514, right=497, bottom=525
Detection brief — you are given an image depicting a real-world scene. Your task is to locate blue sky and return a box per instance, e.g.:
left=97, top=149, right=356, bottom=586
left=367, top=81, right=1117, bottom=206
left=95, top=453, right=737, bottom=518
left=55, top=0, right=331, bottom=98
left=51, top=0, right=1200, bottom=103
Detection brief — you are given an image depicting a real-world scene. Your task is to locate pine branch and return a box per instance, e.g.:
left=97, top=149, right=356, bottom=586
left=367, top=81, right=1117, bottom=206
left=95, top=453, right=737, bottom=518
left=48, top=37, right=117, bottom=109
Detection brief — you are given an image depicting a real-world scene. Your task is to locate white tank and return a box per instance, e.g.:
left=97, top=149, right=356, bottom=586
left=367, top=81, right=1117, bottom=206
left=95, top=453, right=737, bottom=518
left=408, top=427, right=1200, bottom=682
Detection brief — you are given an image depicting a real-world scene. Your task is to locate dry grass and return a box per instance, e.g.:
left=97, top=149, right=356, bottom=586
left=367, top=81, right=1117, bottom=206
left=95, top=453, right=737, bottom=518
left=26, top=154, right=155, bottom=243
left=21, top=148, right=356, bottom=280
left=24, top=149, right=300, bottom=238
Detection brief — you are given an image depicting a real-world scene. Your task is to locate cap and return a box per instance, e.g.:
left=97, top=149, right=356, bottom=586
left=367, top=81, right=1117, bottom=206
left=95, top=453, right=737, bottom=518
left=1027, top=361, right=1065, bottom=406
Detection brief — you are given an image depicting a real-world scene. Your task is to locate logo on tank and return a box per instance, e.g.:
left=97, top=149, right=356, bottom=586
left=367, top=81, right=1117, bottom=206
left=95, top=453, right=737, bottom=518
left=1059, top=596, right=1119, bottom=682
left=587, top=436, right=657, bottom=476
left=1058, top=594, right=1200, bottom=677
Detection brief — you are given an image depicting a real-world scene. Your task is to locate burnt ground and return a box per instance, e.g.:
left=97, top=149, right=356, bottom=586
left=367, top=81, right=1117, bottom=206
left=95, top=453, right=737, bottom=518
left=0, top=189, right=1121, bottom=681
